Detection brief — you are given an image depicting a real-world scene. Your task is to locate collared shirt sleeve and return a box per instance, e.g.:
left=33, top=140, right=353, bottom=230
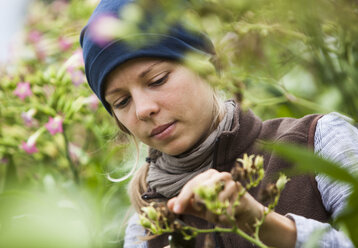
left=124, top=213, right=148, bottom=248
left=287, top=112, right=358, bottom=248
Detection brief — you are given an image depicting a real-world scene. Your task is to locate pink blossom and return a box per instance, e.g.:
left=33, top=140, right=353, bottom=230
left=35, top=44, right=47, bottom=61
left=65, top=49, right=84, bottom=68
left=13, top=82, right=32, bottom=100
left=68, top=143, right=89, bottom=164
left=21, top=109, right=38, bottom=127
left=89, top=14, right=121, bottom=46
left=0, top=158, right=9, bottom=164
left=67, top=68, right=86, bottom=86
left=69, top=143, right=80, bottom=164
left=28, top=30, right=42, bottom=43
left=51, top=0, right=69, bottom=13
left=21, top=129, right=44, bottom=154
left=84, top=94, right=99, bottom=111
left=45, top=117, right=63, bottom=135
left=21, top=141, right=38, bottom=154
left=58, top=36, right=72, bottom=51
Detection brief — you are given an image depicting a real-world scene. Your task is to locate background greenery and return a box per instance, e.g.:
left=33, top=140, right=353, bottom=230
left=0, top=0, right=357, bottom=247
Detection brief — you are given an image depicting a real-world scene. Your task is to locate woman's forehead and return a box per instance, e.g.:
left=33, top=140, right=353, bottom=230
left=105, top=58, right=174, bottom=92
left=108, top=58, right=170, bottom=79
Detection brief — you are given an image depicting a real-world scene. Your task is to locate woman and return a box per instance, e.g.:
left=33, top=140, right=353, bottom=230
left=80, top=0, right=357, bottom=247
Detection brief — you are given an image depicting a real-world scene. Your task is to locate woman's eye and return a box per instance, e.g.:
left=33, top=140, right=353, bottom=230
left=114, top=96, right=130, bottom=109
left=149, top=73, right=169, bottom=87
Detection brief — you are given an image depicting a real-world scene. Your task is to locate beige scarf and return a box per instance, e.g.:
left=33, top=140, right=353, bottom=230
left=146, top=101, right=235, bottom=198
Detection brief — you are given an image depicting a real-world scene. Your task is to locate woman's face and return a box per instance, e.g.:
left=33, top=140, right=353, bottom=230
left=104, top=58, right=215, bottom=156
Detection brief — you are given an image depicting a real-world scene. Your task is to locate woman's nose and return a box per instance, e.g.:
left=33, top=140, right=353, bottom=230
left=134, top=94, right=159, bottom=121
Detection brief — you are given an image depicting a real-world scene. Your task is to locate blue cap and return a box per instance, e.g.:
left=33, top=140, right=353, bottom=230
left=80, top=0, right=215, bottom=113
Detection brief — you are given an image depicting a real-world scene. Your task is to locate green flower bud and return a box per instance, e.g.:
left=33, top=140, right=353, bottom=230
left=142, top=206, right=158, bottom=221
left=195, top=185, right=217, bottom=201
left=276, top=173, right=289, bottom=192
left=139, top=215, right=152, bottom=229
left=237, top=154, right=255, bottom=173
left=150, top=224, right=159, bottom=234
left=183, top=52, right=216, bottom=77
left=120, top=3, right=143, bottom=24
left=254, top=155, right=264, bottom=168
left=214, top=181, right=225, bottom=193
left=195, top=186, right=207, bottom=199
left=258, top=168, right=264, bottom=179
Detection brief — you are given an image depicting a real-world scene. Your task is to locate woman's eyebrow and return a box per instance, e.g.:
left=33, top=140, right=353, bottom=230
left=106, top=61, right=165, bottom=97
left=106, top=88, right=122, bottom=97
left=139, top=61, right=164, bottom=78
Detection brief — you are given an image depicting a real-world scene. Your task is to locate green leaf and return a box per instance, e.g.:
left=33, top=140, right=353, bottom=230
left=263, top=142, right=358, bottom=188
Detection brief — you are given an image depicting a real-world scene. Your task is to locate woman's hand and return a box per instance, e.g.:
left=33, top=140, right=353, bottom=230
left=167, top=169, right=297, bottom=248
left=167, top=169, right=264, bottom=233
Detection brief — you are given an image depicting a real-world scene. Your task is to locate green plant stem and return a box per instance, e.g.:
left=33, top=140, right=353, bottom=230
left=283, top=91, right=326, bottom=112
left=254, top=190, right=283, bottom=239
left=254, top=208, right=271, bottom=241
left=62, top=124, right=79, bottom=184
left=184, top=225, right=270, bottom=248
left=181, top=186, right=270, bottom=248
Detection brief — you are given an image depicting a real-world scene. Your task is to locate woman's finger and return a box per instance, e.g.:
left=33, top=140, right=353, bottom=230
left=170, top=169, right=218, bottom=213
left=171, top=170, right=233, bottom=214
left=167, top=197, right=176, bottom=211
left=218, top=180, right=241, bottom=203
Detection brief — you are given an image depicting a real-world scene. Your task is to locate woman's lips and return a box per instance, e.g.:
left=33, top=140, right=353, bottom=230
left=150, top=121, right=176, bottom=139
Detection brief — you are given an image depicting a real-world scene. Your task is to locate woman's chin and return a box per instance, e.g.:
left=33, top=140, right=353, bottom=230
left=156, top=140, right=192, bottom=156
left=160, top=146, right=187, bottom=156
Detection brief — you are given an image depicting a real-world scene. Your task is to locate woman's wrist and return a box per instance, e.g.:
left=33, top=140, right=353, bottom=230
left=233, top=192, right=265, bottom=234
left=234, top=194, right=296, bottom=248
left=259, top=210, right=297, bottom=248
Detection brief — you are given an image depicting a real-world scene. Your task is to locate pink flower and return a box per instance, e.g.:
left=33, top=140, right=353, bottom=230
left=84, top=94, right=99, bottom=111
left=68, top=143, right=89, bottom=164
left=21, top=109, right=39, bottom=127
left=13, top=82, right=32, bottom=100
left=45, top=116, right=63, bottom=135
left=65, top=49, right=84, bottom=68
left=21, top=141, right=38, bottom=154
left=67, top=68, right=86, bottom=86
left=89, top=14, right=121, bottom=46
left=58, top=36, right=72, bottom=51
left=0, top=157, right=9, bottom=164
left=28, top=30, right=42, bottom=43
left=69, top=143, right=80, bottom=164
left=35, top=44, right=47, bottom=61
left=21, top=128, right=44, bottom=155
left=88, top=94, right=99, bottom=110
left=51, top=0, right=69, bottom=13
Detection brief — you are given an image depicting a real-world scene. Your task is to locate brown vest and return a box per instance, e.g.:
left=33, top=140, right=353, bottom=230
left=144, top=106, right=330, bottom=248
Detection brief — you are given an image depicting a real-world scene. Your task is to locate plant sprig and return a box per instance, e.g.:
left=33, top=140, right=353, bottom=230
left=139, top=154, right=289, bottom=248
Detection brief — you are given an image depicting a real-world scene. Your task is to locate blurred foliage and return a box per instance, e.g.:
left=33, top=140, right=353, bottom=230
left=130, top=0, right=358, bottom=121
left=0, top=0, right=358, bottom=247
left=187, top=0, right=358, bottom=121
left=0, top=0, right=134, bottom=247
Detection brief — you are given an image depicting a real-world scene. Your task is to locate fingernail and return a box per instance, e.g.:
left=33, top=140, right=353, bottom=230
left=173, top=203, right=181, bottom=213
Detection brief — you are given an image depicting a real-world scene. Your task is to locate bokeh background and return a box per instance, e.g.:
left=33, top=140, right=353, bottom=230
left=0, top=0, right=358, bottom=247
